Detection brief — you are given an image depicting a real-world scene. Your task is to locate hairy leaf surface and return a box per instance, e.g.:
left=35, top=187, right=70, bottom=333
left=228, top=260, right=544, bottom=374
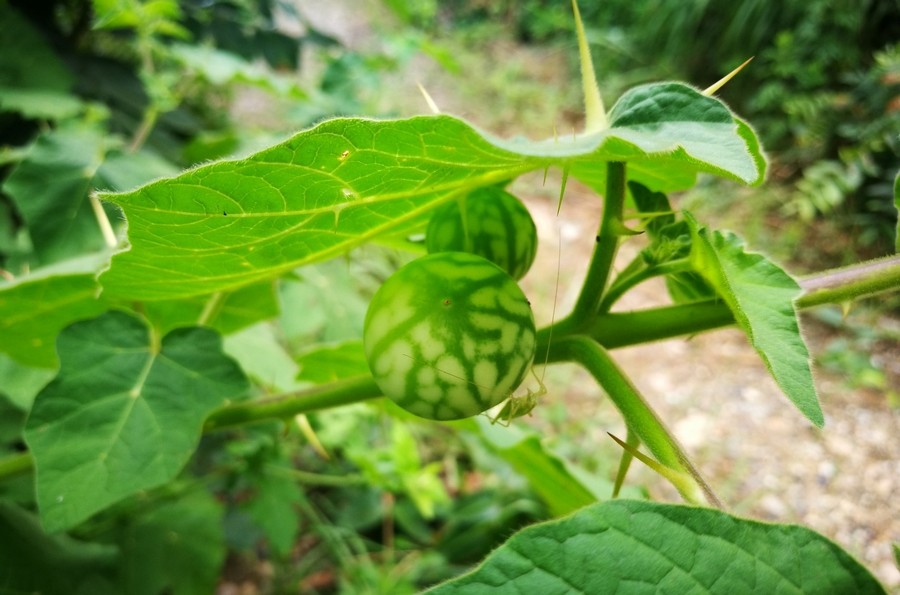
left=428, top=500, right=885, bottom=594
left=687, top=215, right=823, bottom=426
left=100, top=84, right=765, bottom=300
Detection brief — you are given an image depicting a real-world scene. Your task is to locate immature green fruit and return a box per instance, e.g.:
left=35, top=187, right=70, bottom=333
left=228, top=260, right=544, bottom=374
left=426, top=186, right=538, bottom=280
left=363, top=252, right=537, bottom=421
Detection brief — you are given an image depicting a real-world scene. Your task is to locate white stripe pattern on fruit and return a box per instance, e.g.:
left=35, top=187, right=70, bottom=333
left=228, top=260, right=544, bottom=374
left=364, top=252, right=536, bottom=420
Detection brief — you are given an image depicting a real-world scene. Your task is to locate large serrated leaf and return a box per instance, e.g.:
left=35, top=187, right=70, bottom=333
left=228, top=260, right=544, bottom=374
left=427, top=500, right=886, bottom=594
left=686, top=214, right=823, bottom=426
left=100, top=85, right=764, bottom=300
left=23, top=311, right=248, bottom=532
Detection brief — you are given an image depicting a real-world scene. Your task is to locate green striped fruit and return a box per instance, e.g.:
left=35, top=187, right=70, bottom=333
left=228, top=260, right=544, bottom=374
left=426, top=186, right=538, bottom=280
left=363, top=252, right=537, bottom=421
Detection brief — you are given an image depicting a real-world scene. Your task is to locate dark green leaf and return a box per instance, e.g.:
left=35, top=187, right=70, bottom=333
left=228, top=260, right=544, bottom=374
left=469, top=418, right=596, bottom=517
left=117, top=490, right=225, bottom=595
left=427, top=500, right=886, bottom=594
left=687, top=214, right=823, bottom=426
left=2, top=125, right=113, bottom=264
left=243, top=467, right=302, bottom=556
left=24, top=311, right=248, bottom=531
left=0, top=501, right=118, bottom=594
left=0, top=4, right=73, bottom=95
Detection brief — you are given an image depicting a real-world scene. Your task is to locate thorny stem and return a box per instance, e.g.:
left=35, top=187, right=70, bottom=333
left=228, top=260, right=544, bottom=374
left=568, top=161, right=627, bottom=325
left=1, top=252, right=897, bottom=485
left=547, top=336, right=721, bottom=507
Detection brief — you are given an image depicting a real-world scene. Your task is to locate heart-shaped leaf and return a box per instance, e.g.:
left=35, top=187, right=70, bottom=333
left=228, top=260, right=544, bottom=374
left=24, top=311, right=248, bottom=532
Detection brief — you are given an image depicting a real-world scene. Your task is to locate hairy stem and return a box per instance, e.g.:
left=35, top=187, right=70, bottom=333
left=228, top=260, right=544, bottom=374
left=549, top=335, right=721, bottom=507
left=599, top=258, right=693, bottom=313
left=797, top=254, right=900, bottom=308
left=568, top=161, right=627, bottom=325
left=204, top=375, right=382, bottom=432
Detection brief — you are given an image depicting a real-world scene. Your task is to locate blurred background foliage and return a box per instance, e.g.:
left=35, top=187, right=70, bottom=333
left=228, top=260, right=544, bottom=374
left=0, top=0, right=897, bottom=591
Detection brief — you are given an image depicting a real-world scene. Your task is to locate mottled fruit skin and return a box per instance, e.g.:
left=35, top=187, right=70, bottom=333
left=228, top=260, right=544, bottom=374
left=363, top=252, right=537, bottom=421
left=426, top=186, right=538, bottom=280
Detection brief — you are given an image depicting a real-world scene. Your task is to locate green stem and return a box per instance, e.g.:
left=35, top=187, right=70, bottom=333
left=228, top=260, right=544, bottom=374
left=0, top=452, right=32, bottom=480
left=797, top=254, right=900, bottom=308
left=266, top=465, right=367, bottom=487
left=551, top=335, right=720, bottom=507
left=0, top=376, right=385, bottom=481
left=590, top=300, right=734, bottom=348
left=599, top=257, right=692, bottom=313
left=568, top=161, right=627, bottom=325
left=204, top=375, right=382, bottom=432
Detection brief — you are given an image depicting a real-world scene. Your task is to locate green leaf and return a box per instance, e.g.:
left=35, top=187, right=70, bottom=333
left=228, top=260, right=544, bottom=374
left=0, top=253, right=111, bottom=368
left=468, top=417, right=596, bottom=517
left=169, top=43, right=306, bottom=97
left=142, top=280, right=280, bottom=336
left=223, top=322, right=302, bottom=392
left=0, top=354, right=56, bottom=411
left=0, top=4, right=73, bottom=96
left=243, top=467, right=302, bottom=557
left=0, top=87, right=83, bottom=120
left=893, top=170, right=898, bottom=252
left=427, top=500, right=886, bottom=594
left=24, top=311, right=248, bottom=532
left=117, top=490, right=225, bottom=595
left=2, top=125, right=114, bottom=264
left=100, top=95, right=764, bottom=300
left=0, top=501, right=118, bottom=594
left=296, top=340, right=369, bottom=384
left=607, top=83, right=764, bottom=185
left=687, top=214, right=823, bottom=426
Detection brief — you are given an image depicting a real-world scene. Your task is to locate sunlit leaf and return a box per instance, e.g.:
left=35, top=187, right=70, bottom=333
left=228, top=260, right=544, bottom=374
left=468, top=417, right=596, bottom=517
left=687, top=214, right=823, bottom=426
left=295, top=340, right=369, bottom=384
left=100, top=89, right=764, bottom=300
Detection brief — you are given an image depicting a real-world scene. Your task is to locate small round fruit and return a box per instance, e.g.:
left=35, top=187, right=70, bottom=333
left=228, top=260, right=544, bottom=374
left=426, top=186, right=538, bottom=280
left=363, top=252, right=536, bottom=421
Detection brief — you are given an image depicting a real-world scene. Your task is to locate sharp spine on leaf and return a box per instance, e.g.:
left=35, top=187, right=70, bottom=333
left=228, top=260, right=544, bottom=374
left=572, top=0, right=608, bottom=132
left=703, top=57, right=753, bottom=96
